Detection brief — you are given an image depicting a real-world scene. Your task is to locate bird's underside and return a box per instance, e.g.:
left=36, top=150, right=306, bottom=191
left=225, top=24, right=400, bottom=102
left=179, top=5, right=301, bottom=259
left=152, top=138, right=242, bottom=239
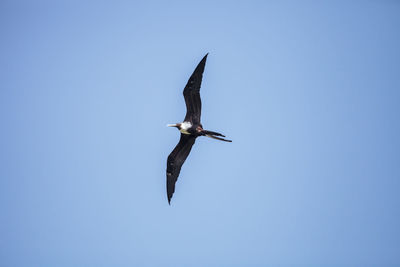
left=166, top=54, right=232, bottom=204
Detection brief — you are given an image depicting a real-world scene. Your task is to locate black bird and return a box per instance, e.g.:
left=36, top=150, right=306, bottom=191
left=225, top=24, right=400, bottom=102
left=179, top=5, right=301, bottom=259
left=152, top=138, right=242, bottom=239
left=166, top=54, right=232, bottom=204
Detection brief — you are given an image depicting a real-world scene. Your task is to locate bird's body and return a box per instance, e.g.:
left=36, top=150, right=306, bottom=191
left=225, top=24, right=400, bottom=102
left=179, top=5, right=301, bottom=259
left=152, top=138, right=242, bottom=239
left=178, top=121, right=193, bottom=134
left=167, top=121, right=195, bottom=135
left=166, top=54, right=232, bottom=204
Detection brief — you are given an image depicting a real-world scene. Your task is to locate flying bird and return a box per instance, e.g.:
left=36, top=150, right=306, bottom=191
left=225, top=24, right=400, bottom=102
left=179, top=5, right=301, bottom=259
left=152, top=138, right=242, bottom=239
left=166, top=54, right=232, bottom=204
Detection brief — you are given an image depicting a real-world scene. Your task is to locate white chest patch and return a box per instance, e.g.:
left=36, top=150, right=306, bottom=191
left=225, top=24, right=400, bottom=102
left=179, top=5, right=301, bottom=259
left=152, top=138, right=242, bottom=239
left=179, top=121, right=192, bottom=135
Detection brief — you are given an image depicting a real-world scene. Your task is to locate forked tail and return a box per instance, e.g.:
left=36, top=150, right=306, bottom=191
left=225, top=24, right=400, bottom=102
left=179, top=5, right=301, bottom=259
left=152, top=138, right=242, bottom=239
left=201, top=130, right=232, bottom=142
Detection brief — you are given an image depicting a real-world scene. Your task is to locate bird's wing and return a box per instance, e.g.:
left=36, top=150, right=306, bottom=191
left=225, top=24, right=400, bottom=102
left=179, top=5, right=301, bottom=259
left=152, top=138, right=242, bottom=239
left=183, top=54, right=208, bottom=124
left=166, top=134, right=197, bottom=204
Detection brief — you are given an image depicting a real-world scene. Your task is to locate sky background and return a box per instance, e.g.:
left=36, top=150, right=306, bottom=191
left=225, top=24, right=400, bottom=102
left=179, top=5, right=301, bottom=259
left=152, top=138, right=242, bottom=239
left=1, top=1, right=400, bottom=266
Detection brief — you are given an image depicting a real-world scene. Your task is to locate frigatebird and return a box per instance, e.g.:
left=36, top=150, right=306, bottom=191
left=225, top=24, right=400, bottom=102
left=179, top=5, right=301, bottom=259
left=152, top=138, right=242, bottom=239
left=166, top=54, right=232, bottom=204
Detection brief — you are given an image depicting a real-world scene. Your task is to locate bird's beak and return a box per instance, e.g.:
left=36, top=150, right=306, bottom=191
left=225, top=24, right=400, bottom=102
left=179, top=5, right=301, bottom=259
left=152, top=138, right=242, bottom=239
left=167, top=124, right=178, bottom=127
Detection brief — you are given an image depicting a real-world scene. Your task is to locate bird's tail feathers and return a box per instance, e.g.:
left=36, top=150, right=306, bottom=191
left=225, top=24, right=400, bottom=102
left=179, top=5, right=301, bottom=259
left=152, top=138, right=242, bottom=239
left=205, top=134, right=232, bottom=142
left=201, top=130, right=225, bottom=137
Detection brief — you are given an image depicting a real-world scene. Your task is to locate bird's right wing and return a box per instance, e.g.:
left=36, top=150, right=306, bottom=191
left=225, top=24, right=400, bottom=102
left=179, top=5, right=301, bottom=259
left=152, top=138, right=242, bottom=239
left=166, top=134, right=197, bottom=204
left=183, top=54, right=208, bottom=125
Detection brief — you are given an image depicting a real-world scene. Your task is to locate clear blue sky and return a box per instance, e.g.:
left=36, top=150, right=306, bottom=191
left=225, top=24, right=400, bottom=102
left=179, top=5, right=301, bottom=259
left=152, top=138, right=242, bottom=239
left=1, top=1, right=399, bottom=266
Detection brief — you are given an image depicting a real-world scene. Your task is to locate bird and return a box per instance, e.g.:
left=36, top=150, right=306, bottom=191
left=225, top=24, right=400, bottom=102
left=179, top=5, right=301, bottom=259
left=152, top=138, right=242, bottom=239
left=166, top=54, right=232, bottom=204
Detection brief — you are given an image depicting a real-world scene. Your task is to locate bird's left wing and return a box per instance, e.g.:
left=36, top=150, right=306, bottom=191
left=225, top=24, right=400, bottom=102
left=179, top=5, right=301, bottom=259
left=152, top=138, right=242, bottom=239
left=166, top=134, right=197, bottom=204
left=183, top=54, right=208, bottom=124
